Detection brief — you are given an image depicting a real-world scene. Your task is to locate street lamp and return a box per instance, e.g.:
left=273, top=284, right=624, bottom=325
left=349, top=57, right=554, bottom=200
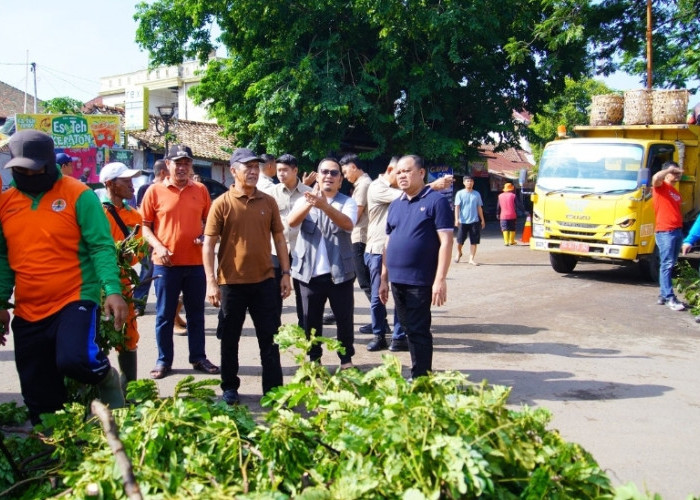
left=155, top=103, right=177, bottom=155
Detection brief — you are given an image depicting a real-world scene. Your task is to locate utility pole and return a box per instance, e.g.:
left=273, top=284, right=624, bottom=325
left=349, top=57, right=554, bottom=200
left=23, top=51, right=29, bottom=113
left=646, top=0, right=652, bottom=90
left=31, top=62, right=37, bottom=113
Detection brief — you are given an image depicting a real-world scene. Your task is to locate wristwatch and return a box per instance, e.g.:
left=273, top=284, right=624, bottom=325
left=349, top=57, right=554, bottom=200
left=281, top=270, right=291, bottom=275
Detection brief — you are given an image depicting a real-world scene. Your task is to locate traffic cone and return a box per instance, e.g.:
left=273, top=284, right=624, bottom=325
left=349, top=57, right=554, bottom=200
left=519, top=215, right=532, bottom=244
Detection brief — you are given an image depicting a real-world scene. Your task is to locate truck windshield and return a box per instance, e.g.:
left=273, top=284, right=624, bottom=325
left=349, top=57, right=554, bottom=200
left=537, top=142, right=644, bottom=193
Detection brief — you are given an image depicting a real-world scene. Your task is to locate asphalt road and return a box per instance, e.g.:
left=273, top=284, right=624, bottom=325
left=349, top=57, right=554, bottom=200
left=1, top=221, right=699, bottom=499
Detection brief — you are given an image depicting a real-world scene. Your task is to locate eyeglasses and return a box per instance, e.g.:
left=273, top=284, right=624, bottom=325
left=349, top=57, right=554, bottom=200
left=319, top=169, right=341, bottom=177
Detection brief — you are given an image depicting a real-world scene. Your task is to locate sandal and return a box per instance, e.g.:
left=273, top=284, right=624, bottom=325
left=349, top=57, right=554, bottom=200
left=192, top=358, right=220, bottom=374
left=150, top=365, right=171, bottom=380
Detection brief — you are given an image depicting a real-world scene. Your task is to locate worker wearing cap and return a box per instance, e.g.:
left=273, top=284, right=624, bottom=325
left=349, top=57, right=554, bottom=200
left=0, top=130, right=127, bottom=424
left=100, top=162, right=143, bottom=389
left=56, top=152, right=78, bottom=177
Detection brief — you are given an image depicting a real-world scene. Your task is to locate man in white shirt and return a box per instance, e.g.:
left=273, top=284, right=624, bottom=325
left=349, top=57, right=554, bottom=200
left=288, top=158, right=358, bottom=369
left=257, top=153, right=277, bottom=193
left=268, top=154, right=312, bottom=324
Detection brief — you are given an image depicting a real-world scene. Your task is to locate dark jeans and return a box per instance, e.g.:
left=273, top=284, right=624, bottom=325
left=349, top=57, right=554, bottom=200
left=153, top=264, right=207, bottom=367
left=655, top=229, right=683, bottom=300
left=298, top=274, right=355, bottom=364
left=132, top=250, right=154, bottom=308
left=353, top=242, right=371, bottom=302
left=219, top=279, right=283, bottom=394
left=365, top=252, right=406, bottom=339
left=12, top=301, right=112, bottom=424
left=273, top=253, right=304, bottom=328
left=391, top=283, right=433, bottom=379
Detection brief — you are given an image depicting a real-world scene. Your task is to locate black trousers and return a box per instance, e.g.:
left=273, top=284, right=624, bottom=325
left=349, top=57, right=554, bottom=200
left=391, top=283, right=433, bottom=379
left=218, top=279, right=283, bottom=395
left=298, top=274, right=355, bottom=364
left=12, top=300, right=111, bottom=424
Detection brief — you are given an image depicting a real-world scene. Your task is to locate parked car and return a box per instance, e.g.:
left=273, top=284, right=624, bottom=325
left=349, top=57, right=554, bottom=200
left=198, top=177, right=228, bottom=200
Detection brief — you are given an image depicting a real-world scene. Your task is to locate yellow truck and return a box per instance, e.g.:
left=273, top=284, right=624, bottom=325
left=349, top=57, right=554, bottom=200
left=529, top=124, right=700, bottom=280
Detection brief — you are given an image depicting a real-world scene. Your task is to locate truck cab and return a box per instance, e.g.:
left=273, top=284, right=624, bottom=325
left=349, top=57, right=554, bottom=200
left=530, top=124, right=700, bottom=280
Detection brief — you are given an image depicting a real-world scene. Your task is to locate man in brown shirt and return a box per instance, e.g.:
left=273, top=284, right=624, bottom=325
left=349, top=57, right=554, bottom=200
left=203, top=148, right=291, bottom=405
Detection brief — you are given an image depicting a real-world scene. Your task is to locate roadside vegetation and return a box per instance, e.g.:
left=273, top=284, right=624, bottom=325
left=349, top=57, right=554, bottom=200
left=0, top=325, right=680, bottom=499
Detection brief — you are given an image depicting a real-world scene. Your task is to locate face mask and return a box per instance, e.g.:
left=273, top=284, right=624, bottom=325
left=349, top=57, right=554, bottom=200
left=12, top=166, right=59, bottom=195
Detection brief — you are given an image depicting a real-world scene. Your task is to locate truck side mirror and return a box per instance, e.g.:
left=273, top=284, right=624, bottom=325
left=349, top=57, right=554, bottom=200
left=518, top=168, right=528, bottom=186
left=638, top=168, right=650, bottom=187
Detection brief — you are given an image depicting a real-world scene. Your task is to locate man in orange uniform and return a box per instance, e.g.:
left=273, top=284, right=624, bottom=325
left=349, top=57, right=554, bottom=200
left=100, top=162, right=143, bottom=389
left=140, top=144, right=219, bottom=379
left=0, top=130, right=127, bottom=424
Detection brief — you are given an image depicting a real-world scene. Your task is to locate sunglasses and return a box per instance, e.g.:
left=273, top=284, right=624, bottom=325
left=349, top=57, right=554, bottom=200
left=319, top=169, right=341, bottom=177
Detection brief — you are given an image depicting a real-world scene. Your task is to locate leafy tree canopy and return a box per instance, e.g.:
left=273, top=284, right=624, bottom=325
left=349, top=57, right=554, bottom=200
left=135, top=0, right=596, bottom=163
left=590, top=0, right=700, bottom=92
left=529, top=78, right=613, bottom=165
left=133, top=0, right=698, bottom=163
left=42, top=97, right=84, bottom=115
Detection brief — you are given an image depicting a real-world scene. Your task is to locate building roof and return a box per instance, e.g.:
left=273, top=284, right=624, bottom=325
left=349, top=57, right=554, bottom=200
left=86, top=104, right=232, bottom=162
left=0, top=80, right=43, bottom=120
left=479, top=144, right=534, bottom=180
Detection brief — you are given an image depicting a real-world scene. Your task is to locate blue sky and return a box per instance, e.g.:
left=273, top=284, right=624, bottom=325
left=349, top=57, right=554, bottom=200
left=2, top=1, right=152, bottom=102
left=0, top=0, right=653, bottom=104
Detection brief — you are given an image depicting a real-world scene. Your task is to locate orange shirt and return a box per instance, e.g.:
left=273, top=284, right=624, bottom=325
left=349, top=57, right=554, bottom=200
left=103, top=202, right=142, bottom=241
left=0, top=177, right=122, bottom=321
left=140, top=179, right=211, bottom=266
left=103, top=201, right=143, bottom=264
left=653, top=182, right=683, bottom=231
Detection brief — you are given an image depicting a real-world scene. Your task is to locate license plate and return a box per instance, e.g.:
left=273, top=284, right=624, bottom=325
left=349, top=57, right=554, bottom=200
left=560, top=241, right=589, bottom=253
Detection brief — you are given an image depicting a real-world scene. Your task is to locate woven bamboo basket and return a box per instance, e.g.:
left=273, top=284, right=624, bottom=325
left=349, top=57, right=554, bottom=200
left=624, top=89, right=652, bottom=125
left=652, top=89, right=689, bottom=124
left=590, top=94, right=624, bottom=125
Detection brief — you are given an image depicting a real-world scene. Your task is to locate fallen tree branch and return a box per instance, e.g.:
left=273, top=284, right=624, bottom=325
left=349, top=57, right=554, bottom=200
left=90, top=400, right=142, bottom=500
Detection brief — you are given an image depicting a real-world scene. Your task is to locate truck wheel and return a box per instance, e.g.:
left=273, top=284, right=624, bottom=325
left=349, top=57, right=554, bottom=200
left=639, top=247, right=660, bottom=283
left=550, top=253, right=578, bottom=273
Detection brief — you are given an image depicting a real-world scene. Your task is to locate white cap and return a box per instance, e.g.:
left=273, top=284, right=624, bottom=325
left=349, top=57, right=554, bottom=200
left=99, top=162, right=141, bottom=183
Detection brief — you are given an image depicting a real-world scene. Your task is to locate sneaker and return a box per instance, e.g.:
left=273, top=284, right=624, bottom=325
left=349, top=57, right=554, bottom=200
left=359, top=323, right=373, bottom=334
left=222, top=389, right=240, bottom=405
left=389, top=338, right=409, bottom=352
left=366, top=336, right=388, bottom=351
left=657, top=297, right=666, bottom=305
left=666, top=297, right=686, bottom=311
left=695, top=315, right=700, bottom=324
left=323, top=312, right=336, bottom=325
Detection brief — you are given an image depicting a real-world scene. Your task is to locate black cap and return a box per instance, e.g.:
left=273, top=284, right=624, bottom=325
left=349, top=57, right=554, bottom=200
left=230, top=148, right=262, bottom=165
left=167, top=144, right=193, bottom=160
left=5, top=130, right=56, bottom=170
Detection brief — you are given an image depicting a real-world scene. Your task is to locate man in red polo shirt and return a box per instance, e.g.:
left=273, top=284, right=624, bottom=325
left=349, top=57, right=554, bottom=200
left=652, top=161, right=686, bottom=311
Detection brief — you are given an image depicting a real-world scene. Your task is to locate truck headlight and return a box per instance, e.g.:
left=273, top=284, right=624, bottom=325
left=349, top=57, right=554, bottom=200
left=532, top=223, right=545, bottom=238
left=612, top=230, right=634, bottom=245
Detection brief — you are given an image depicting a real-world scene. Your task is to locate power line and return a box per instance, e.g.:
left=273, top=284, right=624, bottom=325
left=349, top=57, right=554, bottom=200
left=1, top=60, right=99, bottom=101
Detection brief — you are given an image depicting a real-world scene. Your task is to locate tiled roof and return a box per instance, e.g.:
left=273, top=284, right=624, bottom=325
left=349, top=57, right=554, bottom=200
left=479, top=144, right=533, bottom=179
left=0, top=80, right=43, bottom=119
left=85, top=104, right=233, bottom=162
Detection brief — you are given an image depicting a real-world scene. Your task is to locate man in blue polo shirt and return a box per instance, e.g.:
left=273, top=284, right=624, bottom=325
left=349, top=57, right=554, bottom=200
left=379, top=154, right=454, bottom=379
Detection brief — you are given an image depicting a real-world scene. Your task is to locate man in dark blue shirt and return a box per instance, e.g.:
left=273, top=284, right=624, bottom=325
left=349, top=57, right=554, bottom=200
left=379, top=155, right=454, bottom=379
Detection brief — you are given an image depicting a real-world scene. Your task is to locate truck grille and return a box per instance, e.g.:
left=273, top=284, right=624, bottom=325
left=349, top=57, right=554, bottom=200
left=546, top=220, right=611, bottom=244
